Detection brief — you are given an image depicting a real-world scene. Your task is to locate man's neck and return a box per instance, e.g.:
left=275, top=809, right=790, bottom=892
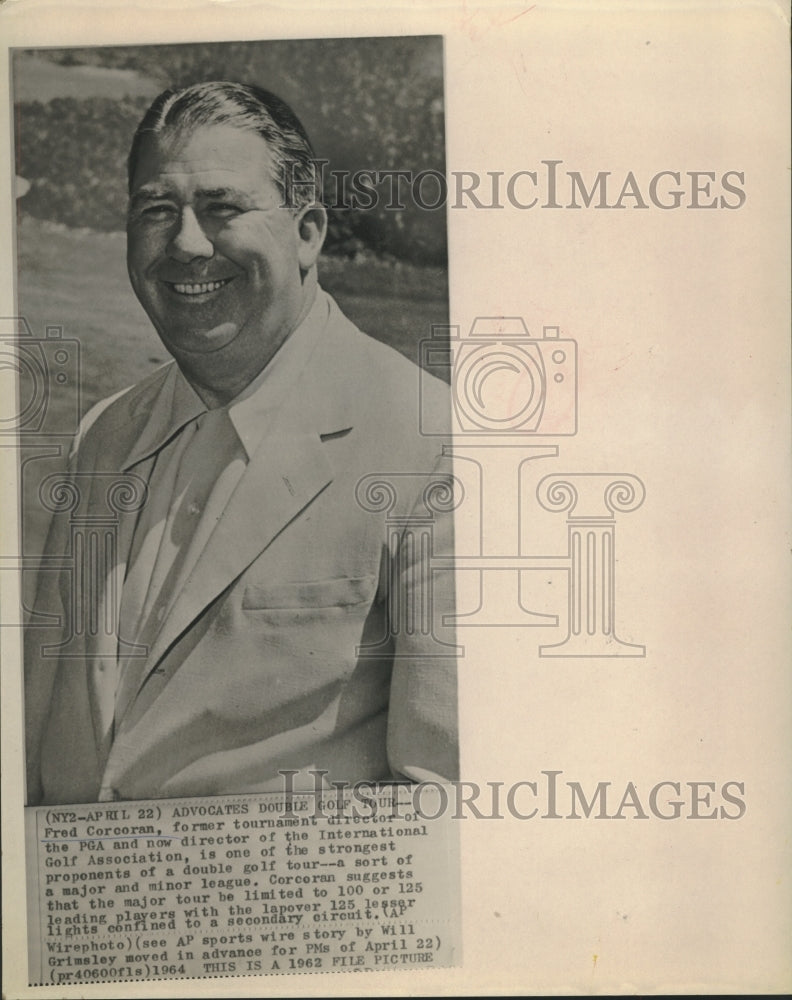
left=176, top=280, right=319, bottom=409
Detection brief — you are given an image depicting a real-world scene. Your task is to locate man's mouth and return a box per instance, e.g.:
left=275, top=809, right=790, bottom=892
left=165, top=277, right=234, bottom=296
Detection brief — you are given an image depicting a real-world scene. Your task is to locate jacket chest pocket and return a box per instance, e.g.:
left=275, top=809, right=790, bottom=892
left=241, top=574, right=378, bottom=611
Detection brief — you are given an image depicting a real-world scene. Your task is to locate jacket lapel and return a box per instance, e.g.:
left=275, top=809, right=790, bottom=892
left=79, top=365, right=177, bottom=756
left=113, top=428, right=334, bottom=722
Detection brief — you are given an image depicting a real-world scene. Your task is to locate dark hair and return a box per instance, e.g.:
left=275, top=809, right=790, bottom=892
left=127, top=81, right=320, bottom=209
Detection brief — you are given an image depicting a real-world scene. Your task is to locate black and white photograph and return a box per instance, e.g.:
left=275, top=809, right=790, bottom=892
left=14, top=37, right=458, bottom=805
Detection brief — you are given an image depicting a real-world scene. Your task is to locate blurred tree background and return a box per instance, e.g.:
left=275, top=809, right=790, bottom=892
left=13, top=38, right=447, bottom=264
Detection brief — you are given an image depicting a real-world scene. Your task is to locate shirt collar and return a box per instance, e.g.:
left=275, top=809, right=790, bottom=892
left=122, top=287, right=330, bottom=470
left=121, top=364, right=205, bottom=470
left=227, top=286, right=330, bottom=459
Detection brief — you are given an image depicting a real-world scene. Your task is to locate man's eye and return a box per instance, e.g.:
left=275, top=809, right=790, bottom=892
left=207, top=202, right=242, bottom=217
left=138, top=203, right=176, bottom=220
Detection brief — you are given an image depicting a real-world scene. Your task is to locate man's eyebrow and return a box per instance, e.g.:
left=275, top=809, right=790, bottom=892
left=196, top=187, right=251, bottom=202
left=129, top=187, right=172, bottom=208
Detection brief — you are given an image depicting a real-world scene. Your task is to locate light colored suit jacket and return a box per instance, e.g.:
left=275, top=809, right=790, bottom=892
left=25, top=295, right=458, bottom=804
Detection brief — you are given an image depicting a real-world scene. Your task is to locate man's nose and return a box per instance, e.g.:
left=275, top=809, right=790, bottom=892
left=167, top=207, right=214, bottom=262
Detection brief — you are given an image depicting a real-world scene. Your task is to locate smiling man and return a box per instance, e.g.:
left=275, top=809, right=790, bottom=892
left=25, top=81, right=458, bottom=805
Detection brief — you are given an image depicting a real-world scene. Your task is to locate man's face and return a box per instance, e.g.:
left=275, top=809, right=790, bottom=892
left=127, top=123, right=324, bottom=386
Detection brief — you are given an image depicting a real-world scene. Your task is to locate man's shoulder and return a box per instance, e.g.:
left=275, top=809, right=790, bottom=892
left=72, top=363, right=175, bottom=458
left=323, top=294, right=450, bottom=420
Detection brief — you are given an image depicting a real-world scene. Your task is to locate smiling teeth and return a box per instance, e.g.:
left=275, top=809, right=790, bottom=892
left=171, top=279, right=230, bottom=295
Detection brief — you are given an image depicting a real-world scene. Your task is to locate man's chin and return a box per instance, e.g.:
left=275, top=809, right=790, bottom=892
left=159, top=321, right=240, bottom=357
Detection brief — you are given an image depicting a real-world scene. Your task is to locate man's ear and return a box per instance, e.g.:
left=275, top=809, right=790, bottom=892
left=296, top=203, right=327, bottom=271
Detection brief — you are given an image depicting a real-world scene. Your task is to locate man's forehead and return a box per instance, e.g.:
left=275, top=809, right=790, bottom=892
left=131, top=124, right=278, bottom=191
left=139, top=160, right=254, bottom=180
